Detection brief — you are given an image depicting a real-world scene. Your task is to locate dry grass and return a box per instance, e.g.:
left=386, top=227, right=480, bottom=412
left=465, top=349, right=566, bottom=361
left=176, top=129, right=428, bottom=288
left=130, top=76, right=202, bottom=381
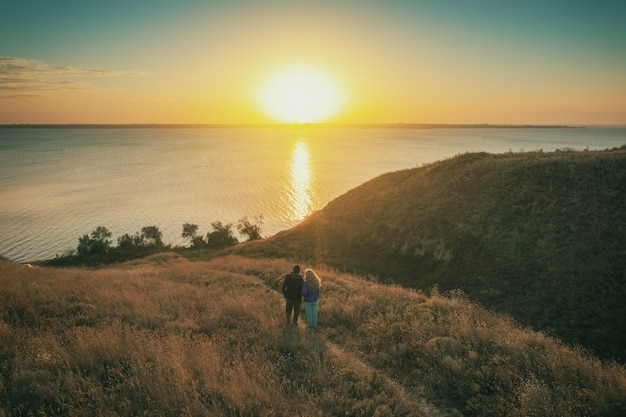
left=1, top=254, right=625, bottom=416
left=231, top=147, right=626, bottom=362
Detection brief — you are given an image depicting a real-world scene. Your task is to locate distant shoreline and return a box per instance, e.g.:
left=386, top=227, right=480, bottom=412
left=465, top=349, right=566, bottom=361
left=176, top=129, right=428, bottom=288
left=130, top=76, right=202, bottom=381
left=0, top=123, right=580, bottom=129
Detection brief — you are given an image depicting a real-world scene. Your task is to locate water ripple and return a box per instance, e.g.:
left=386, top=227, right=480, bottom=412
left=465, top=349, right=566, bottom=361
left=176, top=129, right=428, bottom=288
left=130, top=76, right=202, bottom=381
left=1, top=126, right=624, bottom=262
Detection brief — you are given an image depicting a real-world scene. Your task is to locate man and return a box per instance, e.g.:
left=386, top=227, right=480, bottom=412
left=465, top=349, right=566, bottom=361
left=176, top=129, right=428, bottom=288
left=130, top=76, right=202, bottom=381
left=282, top=265, right=304, bottom=325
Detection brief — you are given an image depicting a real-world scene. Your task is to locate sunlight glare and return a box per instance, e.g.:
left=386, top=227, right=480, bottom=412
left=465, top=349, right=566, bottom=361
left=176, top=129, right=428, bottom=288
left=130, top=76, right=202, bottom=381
left=288, top=140, right=315, bottom=220
left=259, top=66, right=343, bottom=123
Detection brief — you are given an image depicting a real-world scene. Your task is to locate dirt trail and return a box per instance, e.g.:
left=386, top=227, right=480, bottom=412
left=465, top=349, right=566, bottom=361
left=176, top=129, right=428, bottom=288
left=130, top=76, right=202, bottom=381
left=243, top=271, right=444, bottom=417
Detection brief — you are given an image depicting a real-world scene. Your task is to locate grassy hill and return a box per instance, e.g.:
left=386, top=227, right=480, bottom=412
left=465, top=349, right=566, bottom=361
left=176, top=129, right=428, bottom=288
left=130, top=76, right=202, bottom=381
left=1, top=254, right=625, bottom=416
left=230, top=148, right=626, bottom=362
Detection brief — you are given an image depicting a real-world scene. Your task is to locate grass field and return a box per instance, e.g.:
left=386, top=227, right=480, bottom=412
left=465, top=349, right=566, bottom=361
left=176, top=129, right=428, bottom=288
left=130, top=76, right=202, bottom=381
left=2, top=253, right=624, bottom=416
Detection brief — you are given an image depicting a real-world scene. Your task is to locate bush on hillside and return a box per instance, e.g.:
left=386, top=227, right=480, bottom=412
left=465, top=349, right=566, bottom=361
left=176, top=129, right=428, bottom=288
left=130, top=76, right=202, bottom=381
left=140, top=225, right=164, bottom=247
left=237, top=214, right=264, bottom=242
left=182, top=222, right=205, bottom=247
left=43, top=215, right=264, bottom=266
left=206, top=221, right=239, bottom=248
left=76, top=226, right=112, bottom=257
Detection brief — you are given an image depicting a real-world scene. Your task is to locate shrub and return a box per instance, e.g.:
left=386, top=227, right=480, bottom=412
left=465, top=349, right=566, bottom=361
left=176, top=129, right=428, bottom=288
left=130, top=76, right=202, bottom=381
left=76, top=226, right=112, bottom=256
left=141, top=226, right=164, bottom=247
left=237, top=215, right=264, bottom=242
left=206, top=221, right=238, bottom=248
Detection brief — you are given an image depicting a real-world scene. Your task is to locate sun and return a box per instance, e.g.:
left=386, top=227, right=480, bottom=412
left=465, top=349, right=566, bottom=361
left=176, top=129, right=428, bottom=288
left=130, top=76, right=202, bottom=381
left=258, top=66, right=344, bottom=123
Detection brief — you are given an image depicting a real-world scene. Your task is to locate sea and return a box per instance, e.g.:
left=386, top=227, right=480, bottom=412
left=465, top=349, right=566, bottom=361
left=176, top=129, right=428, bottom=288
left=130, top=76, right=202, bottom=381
left=1, top=126, right=625, bottom=263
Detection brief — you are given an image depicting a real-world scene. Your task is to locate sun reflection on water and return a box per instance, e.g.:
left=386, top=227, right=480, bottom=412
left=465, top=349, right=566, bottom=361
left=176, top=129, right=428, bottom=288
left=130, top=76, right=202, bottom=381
left=288, top=140, right=315, bottom=221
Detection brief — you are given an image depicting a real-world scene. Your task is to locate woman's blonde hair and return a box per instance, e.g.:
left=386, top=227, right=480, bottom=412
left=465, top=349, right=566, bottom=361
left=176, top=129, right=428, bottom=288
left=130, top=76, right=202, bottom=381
left=304, top=269, right=321, bottom=292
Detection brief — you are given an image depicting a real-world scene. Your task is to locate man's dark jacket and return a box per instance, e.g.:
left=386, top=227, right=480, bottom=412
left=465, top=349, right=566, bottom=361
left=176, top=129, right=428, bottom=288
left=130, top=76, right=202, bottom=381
left=282, top=272, right=303, bottom=299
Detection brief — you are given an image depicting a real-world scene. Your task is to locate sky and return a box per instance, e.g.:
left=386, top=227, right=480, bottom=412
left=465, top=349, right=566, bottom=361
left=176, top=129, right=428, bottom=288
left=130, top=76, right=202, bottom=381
left=1, top=0, right=625, bottom=125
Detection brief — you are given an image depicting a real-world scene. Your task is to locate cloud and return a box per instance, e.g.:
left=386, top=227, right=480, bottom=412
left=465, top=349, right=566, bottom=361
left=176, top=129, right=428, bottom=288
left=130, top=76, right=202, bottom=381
left=0, top=57, right=149, bottom=99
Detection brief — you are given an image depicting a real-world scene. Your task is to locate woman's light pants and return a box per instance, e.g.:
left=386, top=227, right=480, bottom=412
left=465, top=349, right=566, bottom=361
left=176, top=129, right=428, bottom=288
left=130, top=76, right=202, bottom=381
left=304, top=301, right=318, bottom=328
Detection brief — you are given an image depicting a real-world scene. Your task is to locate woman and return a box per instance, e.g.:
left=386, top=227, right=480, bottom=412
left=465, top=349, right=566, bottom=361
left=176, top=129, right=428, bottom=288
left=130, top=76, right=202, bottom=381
left=301, top=269, right=321, bottom=329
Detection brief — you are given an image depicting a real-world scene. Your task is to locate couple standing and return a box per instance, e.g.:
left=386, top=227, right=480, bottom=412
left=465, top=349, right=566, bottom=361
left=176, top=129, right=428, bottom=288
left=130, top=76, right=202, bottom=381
left=282, top=265, right=321, bottom=329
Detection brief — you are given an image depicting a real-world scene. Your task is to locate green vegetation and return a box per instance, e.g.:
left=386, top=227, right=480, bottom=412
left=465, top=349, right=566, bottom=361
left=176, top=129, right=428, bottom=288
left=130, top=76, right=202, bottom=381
left=1, top=254, right=624, bottom=416
left=47, top=225, right=169, bottom=267
left=237, top=214, right=264, bottom=242
left=44, top=216, right=264, bottom=267
left=231, top=147, right=626, bottom=362
left=77, top=226, right=113, bottom=256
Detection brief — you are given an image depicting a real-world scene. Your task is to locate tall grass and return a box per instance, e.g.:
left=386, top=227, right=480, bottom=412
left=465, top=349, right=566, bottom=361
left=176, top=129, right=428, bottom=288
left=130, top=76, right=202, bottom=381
left=1, top=255, right=293, bottom=416
left=214, top=255, right=626, bottom=416
left=232, top=148, right=626, bottom=362
left=1, top=254, right=624, bottom=416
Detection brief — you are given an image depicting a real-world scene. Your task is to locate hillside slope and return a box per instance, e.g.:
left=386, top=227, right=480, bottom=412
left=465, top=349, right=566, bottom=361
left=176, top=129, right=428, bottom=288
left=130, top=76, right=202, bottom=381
left=1, top=254, right=625, bottom=416
left=232, top=148, right=626, bottom=361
